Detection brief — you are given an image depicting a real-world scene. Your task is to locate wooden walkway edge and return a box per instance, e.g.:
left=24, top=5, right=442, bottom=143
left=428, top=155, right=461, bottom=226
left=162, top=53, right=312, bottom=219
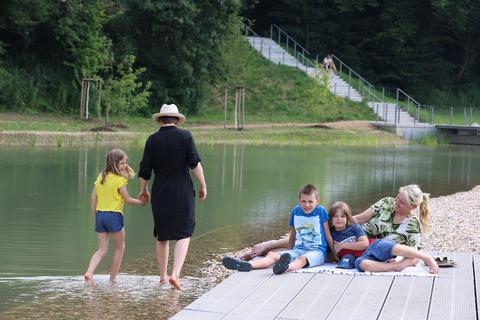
left=171, top=251, right=479, bottom=320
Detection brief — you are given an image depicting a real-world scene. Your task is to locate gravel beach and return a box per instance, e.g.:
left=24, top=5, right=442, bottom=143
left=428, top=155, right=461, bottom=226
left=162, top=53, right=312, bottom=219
left=422, top=185, right=480, bottom=253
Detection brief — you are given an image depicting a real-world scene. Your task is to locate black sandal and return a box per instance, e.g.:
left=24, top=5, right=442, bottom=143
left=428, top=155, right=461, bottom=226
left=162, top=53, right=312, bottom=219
left=222, top=256, right=252, bottom=271
left=273, top=253, right=291, bottom=275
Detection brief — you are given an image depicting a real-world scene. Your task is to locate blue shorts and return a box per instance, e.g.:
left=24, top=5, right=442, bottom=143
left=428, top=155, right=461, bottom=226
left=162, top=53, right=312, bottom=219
left=280, top=246, right=326, bottom=268
left=355, top=239, right=396, bottom=272
left=95, top=211, right=124, bottom=233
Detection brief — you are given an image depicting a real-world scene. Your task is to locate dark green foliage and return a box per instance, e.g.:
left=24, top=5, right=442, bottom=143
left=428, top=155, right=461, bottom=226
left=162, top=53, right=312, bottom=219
left=243, top=0, right=480, bottom=103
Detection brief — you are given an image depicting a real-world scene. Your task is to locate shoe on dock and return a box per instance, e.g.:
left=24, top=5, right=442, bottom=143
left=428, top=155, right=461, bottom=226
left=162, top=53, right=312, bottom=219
left=222, top=256, right=252, bottom=271
left=273, top=253, right=291, bottom=275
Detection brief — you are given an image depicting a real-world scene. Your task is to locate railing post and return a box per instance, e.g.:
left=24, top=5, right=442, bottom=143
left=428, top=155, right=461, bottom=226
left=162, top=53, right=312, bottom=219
left=316, top=54, right=318, bottom=65
left=224, top=87, right=228, bottom=129
left=396, top=89, right=399, bottom=106
left=376, top=103, right=379, bottom=122
left=269, top=46, right=271, bottom=60
left=294, top=44, right=297, bottom=59
left=278, top=29, right=280, bottom=44
left=431, top=106, right=434, bottom=124
left=394, top=104, right=398, bottom=124
left=382, top=87, right=385, bottom=102
left=470, top=107, right=473, bottom=125
left=464, top=108, right=467, bottom=125
left=270, top=25, right=273, bottom=39
left=282, top=51, right=285, bottom=64
left=348, top=85, right=350, bottom=99
left=349, top=69, right=351, bottom=85
left=286, top=37, right=289, bottom=53
left=407, top=98, right=410, bottom=114
left=450, top=107, right=453, bottom=125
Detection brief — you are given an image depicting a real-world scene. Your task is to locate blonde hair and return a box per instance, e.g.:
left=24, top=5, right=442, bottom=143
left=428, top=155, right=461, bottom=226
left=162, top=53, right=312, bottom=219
left=328, top=201, right=355, bottom=228
left=399, top=184, right=430, bottom=233
left=100, top=148, right=135, bottom=184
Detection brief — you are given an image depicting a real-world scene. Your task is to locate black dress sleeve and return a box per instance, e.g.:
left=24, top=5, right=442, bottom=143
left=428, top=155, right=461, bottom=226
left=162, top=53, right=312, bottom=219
left=186, top=133, right=201, bottom=169
left=138, top=137, right=153, bottom=180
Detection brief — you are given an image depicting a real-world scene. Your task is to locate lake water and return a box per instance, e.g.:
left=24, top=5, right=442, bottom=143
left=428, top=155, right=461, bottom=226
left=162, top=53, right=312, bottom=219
left=1, top=144, right=479, bottom=319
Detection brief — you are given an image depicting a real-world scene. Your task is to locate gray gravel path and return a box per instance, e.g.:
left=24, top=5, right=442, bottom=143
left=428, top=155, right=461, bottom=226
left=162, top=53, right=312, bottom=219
left=422, top=185, right=480, bottom=253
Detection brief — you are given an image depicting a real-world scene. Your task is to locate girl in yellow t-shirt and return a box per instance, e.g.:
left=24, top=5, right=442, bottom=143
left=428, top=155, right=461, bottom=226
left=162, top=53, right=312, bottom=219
left=84, top=149, right=146, bottom=285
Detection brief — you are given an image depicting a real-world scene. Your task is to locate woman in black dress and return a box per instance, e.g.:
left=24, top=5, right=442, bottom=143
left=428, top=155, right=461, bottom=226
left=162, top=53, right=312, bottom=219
left=138, top=104, right=207, bottom=290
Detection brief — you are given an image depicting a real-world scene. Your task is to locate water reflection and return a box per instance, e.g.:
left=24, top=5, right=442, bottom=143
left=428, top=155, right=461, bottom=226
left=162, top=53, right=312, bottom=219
left=1, top=144, right=480, bottom=318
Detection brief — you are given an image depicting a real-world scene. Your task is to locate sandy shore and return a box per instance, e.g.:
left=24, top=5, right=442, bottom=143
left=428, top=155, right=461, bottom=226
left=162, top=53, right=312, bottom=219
left=422, top=185, right=480, bottom=253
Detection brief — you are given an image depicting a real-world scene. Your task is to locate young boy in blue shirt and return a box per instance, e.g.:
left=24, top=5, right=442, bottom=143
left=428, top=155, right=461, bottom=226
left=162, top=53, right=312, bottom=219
left=222, top=184, right=334, bottom=274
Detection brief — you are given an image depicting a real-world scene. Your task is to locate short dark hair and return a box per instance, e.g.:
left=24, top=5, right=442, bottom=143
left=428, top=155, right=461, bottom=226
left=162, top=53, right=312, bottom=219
left=299, top=184, right=319, bottom=199
left=158, top=116, right=179, bottom=124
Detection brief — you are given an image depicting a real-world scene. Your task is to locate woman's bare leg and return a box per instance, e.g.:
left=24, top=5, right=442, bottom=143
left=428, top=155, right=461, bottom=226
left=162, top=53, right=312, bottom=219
left=156, top=240, right=169, bottom=284
left=169, top=238, right=190, bottom=289
left=391, top=244, right=439, bottom=273
left=109, top=228, right=125, bottom=282
left=360, top=257, right=419, bottom=272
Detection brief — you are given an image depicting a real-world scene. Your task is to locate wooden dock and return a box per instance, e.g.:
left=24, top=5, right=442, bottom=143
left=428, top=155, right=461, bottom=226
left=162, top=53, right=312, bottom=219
left=171, top=251, right=479, bottom=319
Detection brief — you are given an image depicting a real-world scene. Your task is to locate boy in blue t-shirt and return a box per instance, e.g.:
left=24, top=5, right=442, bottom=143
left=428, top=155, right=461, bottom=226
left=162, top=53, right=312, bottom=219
left=222, top=184, right=334, bottom=274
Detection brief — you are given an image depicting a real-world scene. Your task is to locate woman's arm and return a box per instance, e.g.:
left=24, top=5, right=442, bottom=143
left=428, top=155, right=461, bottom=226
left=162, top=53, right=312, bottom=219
left=353, top=208, right=374, bottom=225
left=119, top=186, right=146, bottom=205
left=138, top=178, right=150, bottom=202
left=334, top=235, right=370, bottom=253
left=191, top=162, right=207, bottom=202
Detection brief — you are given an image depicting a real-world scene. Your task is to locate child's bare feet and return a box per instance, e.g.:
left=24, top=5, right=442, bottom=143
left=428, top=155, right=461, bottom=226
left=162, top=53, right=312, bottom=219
left=424, top=256, right=439, bottom=274
left=160, top=277, right=168, bottom=285
left=396, top=257, right=419, bottom=271
left=169, top=276, right=182, bottom=290
left=84, top=272, right=94, bottom=286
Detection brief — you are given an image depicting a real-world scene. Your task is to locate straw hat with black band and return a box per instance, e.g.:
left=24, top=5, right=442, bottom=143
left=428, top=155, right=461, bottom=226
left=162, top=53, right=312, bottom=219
left=152, top=104, right=186, bottom=126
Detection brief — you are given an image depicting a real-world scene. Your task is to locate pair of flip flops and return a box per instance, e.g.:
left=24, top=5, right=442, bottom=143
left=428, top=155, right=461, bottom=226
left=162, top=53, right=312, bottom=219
left=434, top=256, right=456, bottom=267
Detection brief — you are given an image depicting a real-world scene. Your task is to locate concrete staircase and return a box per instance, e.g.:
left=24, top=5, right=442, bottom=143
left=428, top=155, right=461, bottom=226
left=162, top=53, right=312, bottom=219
left=368, top=102, right=418, bottom=125
left=246, top=36, right=362, bottom=102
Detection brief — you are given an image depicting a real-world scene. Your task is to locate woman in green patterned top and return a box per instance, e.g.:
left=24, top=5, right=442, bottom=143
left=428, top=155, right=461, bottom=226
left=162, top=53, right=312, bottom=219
left=240, top=184, right=430, bottom=260
left=353, top=184, right=430, bottom=249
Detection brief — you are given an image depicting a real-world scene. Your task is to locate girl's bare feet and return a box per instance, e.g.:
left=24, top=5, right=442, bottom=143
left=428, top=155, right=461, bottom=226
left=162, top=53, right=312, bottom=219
left=160, top=277, right=168, bottom=285
left=169, top=276, right=182, bottom=290
left=84, top=272, right=94, bottom=287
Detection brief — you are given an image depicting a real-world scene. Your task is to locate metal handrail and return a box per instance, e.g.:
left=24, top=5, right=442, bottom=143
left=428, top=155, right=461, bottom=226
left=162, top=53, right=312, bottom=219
left=397, top=88, right=421, bottom=107
left=331, top=54, right=374, bottom=89
left=270, top=24, right=311, bottom=58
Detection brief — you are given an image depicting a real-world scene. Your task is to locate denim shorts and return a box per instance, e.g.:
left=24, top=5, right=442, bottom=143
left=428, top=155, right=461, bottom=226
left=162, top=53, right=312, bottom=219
left=355, top=239, right=396, bottom=272
left=280, top=246, right=326, bottom=268
left=95, top=211, right=124, bottom=233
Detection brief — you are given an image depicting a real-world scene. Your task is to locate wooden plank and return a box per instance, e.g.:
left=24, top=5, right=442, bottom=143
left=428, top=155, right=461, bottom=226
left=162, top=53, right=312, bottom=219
left=223, top=272, right=314, bottom=320
left=185, top=269, right=273, bottom=314
left=326, top=275, right=394, bottom=320
left=277, top=274, right=354, bottom=320
left=474, top=255, right=480, bottom=320
left=170, top=309, right=224, bottom=320
left=378, top=276, right=433, bottom=320
left=428, top=252, right=475, bottom=320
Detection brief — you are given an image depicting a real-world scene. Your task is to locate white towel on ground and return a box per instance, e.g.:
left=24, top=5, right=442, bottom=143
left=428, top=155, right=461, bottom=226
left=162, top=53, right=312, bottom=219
left=293, top=262, right=436, bottom=277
